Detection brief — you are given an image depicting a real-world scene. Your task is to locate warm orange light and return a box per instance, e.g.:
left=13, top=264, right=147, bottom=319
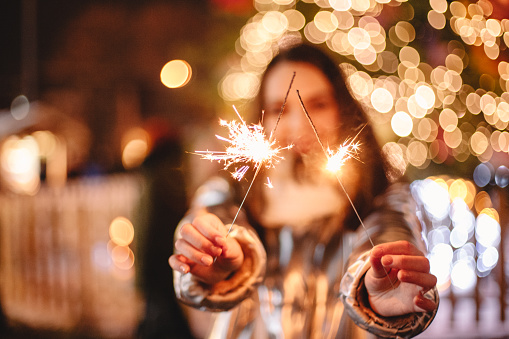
left=479, top=208, right=500, bottom=223
left=111, top=245, right=135, bottom=270
left=449, top=179, right=468, bottom=201
left=160, top=59, right=192, bottom=88
left=475, top=191, right=493, bottom=214
left=121, top=127, right=150, bottom=169
left=109, top=216, right=134, bottom=247
left=0, top=135, right=40, bottom=195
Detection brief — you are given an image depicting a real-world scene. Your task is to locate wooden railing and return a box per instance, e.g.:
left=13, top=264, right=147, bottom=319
left=0, top=174, right=507, bottom=338
left=0, top=174, right=142, bottom=338
left=416, top=186, right=509, bottom=338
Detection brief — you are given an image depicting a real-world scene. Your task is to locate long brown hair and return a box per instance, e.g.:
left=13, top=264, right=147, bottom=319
left=240, top=43, right=391, bottom=232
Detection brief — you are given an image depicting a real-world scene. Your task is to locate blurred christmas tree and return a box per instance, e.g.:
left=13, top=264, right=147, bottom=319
left=217, top=0, right=509, bottom=184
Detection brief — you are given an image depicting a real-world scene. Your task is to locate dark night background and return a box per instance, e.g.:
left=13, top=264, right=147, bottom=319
left=0, top=0, right=252, bottom=174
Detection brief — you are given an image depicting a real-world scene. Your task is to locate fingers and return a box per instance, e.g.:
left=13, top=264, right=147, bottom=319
left=372, top=241, right=424, bottom=257
left=369, top=248, right=394, bottom=279
left=371, top=241, right=437, bottom=292
left=414, top=292, right=438, bottom=312
left=180, top=222, right=223, bottom=257
left=380, top=252, right=437, bottom=290
left=171, top=213, right=229, bottom=273
left=370, top=241, right=437, bottom=289
left=381, top=254, right=430, bottom=274
left=368, top=241, right=439, bottom=315
left=398, top=270, right=437, bottom=290
left=175, top=238, right=215, bottom=266
left=169, top=254, right=194, bottom=274
left=370, top=241, right=425, bottom=278
left=192, top=213, right=228, bottom=241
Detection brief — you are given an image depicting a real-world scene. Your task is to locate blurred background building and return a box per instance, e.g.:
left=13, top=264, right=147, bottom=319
left=0, top=0, right=508, bottom=338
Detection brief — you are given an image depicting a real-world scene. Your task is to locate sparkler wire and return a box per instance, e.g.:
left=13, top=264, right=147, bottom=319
left=269, top=72, right=295, bottom=142
left=227, top=165, right=261, bottom=234
left=296, top=90, right=395, bottom=289
left=225, top=72, right=297, bottom=236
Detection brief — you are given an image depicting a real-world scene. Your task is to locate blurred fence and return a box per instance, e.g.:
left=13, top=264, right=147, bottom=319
left=415, top=183, right=509, bottom=338
left=0, top=174, right=142, bottom=338
left=0, top=173, right=508, bottom=338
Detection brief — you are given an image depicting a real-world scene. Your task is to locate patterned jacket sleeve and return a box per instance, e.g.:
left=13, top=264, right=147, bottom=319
left=172, top=177, right=267, bottom=312
left=339, top=182, right=439, bottom=338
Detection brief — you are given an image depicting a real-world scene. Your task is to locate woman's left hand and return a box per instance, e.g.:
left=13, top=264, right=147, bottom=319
left=364, top=240, right=438, bottom=317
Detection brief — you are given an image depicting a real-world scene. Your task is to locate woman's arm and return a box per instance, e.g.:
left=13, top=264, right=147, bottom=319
left=169, top=177, right=267, bottom=312
left=340, top=182, right=439, bottom=338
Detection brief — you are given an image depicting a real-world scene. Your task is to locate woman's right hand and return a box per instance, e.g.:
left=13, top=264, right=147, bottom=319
left=169, top=213, right=244, bottom=285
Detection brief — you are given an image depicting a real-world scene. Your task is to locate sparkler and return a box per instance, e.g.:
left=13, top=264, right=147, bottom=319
left=325, top=137, right=362, bottom=173
left=196, top=109, right=290, bottom=183
left=196, top=73, right=296, bottom=235
left=296, top=90, right=395, bottom=289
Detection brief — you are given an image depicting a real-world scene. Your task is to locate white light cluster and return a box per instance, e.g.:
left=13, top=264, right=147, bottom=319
left=411, top=177, right=502, bottom=294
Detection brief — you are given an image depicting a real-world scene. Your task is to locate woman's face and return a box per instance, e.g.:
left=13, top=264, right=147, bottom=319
left=262, top=61, right=341, bottom=154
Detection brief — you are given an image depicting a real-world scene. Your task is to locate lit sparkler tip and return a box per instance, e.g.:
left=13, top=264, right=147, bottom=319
left=233, top=166, right=249, bottom=181
left=195, top=108, right=291, bottom=181
left=325, top=139, right=362, bottom=173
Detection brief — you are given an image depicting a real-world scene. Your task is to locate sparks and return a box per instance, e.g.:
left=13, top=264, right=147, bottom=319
left=265, top=177, right=274, bottom=188
left=325, top=138, right=361, bottom=173
left=196, top=108, right=292, bottom=181
left=297, top=90, right=395, bottom=289
left=194, top=73, right=296, bottom=236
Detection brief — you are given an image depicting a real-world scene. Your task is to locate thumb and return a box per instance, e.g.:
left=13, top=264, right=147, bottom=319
left=370, top=247, right=390, bottom=279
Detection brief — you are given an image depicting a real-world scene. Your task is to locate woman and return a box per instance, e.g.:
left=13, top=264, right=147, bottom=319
left=169, top=43, right=438, bottom=338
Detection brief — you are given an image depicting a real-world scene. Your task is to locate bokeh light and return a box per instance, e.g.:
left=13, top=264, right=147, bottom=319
left=160, top=59, right=192, bottom=88
left=109, top=216, right=135, bottom=247
left=10, top=95, right=30, bottom=120
left=476, top=210, right=501, bottom=248
left=223, top=0, right=509, bottom=180
left=370, top=87, right=393, bottom=113
left=411, top=175, right=502, bottom=293
left=391, top=111, right=413, bottom=137
left=121, top=127, right=150, bottom=169
left=110, top=244, right=135, bottom=270
left=494, top=165, right=509, bottom=187
left=0, top=135, right=40, bottom=195
left=450, top=259, right=477, bottom=292
left=108, top=216, right=136, bottom=271
left=32, top=131, right=57, bottom=158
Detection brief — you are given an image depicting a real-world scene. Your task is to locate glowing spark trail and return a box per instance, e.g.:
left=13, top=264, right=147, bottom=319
left=297, top=90, right=395, bottom=289
left=196, top=73, right=296, bottom=235
left=325, top=138, right=362, bottom=173
left=196, top=109, right=290, bottom=182
left=265, top=177, right=273, bottom=188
